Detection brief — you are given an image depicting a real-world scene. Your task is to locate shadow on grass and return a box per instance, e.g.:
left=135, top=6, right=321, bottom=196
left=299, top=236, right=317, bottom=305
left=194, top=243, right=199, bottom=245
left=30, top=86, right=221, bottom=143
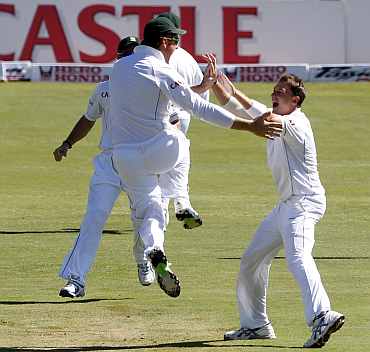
left=0, top=298, right=133, bottom=305
left=219, top=256, right=370, bottom=260
left=0, top=339, right=303, bottom=351
left=0, top=228, right=131, bottom=235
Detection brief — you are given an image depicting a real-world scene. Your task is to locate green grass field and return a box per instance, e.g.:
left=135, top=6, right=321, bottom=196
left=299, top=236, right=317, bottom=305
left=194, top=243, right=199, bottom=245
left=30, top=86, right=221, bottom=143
left=0, top=82, right=369, bottom=351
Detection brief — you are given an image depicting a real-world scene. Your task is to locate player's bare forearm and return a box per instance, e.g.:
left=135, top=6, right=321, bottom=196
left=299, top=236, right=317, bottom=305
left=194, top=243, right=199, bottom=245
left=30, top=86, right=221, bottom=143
left=191, top=84, right=210, bottom=95
left=53, top=115, right=95, bottom=162
left=212, top=81, right=230, bottom=105
left=214, top=72, right=253, bottom=109
left=191, top=76, right=216, bottom=95
left=234, top=89, right=253, bottom=110
left=64, top=115, right=95, bottom=146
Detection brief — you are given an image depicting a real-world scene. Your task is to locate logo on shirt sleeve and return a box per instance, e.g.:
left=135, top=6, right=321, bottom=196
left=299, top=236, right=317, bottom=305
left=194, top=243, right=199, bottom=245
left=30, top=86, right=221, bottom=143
left=169, top=80, right=184, bottom=89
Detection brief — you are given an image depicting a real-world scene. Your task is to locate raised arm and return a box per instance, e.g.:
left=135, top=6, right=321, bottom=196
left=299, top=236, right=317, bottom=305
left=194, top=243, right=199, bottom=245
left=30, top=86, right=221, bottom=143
left=214, top=72, right=269, bottom=120
left=158, top=67, right=282, bottom=139
left=212, top=78, right=252, bottom=120
left=191, top=53, right=217, bottom=95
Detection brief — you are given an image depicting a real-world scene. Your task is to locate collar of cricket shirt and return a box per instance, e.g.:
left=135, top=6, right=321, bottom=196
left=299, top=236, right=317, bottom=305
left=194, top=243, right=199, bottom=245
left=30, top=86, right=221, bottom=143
left=134, top=45, right=165, bottom=62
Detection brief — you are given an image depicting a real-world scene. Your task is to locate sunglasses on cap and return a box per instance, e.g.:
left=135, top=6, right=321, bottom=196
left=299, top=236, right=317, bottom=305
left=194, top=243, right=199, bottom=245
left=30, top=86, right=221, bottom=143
left=161, top=36, right=180, bottom=45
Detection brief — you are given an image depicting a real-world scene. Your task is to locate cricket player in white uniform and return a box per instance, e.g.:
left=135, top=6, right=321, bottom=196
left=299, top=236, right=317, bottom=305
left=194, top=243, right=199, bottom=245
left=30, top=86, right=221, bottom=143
left=156, top=12, right=207, bottom=230
left=109, top=17, right=282, bottom=298
left=53, top=37, right=159, bottom=298
left=54, top=36, right=224, bottom=298
left=213, top=73, right=345, bottom=348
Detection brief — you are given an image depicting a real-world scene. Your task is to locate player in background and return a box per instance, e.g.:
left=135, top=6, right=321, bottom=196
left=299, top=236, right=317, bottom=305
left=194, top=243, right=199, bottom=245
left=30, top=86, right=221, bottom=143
left=53, top=37, right=159, bottom=298
left=212, top=73, right=345, bottom=348
left=155, top=12, right=206, bottom=230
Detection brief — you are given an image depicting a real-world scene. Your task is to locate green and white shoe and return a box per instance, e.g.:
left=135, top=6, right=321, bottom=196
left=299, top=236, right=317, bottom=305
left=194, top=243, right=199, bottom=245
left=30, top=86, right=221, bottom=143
left=176, top=208, right=202, bottom=229
left=148, top=249, right=180, bottom=298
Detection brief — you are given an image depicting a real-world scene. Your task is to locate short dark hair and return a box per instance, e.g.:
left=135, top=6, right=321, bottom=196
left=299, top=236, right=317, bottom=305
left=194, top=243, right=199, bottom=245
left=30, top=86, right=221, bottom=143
left=278, top=74, right=306, bottom=107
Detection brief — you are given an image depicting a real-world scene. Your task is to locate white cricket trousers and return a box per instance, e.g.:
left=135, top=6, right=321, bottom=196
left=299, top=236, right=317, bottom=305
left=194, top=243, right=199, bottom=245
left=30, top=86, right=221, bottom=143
left=112, top=128, right=189, bottom=259
left=237, top=195, right=331, bottom=328
left=159, top=140, right=191, bottom=213
left=133, top=132, right=191, bottom=260
left=59, top=152, right=124, bottom=284
left=178, top=113, right=191, bottom=135
left=160, top=110, right=192, bottom=222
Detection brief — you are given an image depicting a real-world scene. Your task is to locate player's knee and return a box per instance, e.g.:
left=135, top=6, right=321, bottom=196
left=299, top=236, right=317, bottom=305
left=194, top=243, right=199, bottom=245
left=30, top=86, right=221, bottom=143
left=286, top=253, right=310, bottom=275
left=135, top=199, right=165, bottom=226
left=240, top=253, right=258, bottom=273
left=86, top=206, right=111, bottom=226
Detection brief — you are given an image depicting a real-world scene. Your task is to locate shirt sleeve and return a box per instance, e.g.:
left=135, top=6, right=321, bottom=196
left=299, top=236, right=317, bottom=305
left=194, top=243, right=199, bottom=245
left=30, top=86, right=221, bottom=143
left=170, top=50, right=209, bottom=115
left=200, top=90, right=209, bottom=102
left=223, top=96, right=270, bottom=121
left=156, top=66, right=235, bottom=129
left=223, top=96, right=253, bottom=120
left=192, top=61, right=209, bottom=101
left=84, top=85, right=103, bottom=121
left=245, top=99, right=269, bottom=119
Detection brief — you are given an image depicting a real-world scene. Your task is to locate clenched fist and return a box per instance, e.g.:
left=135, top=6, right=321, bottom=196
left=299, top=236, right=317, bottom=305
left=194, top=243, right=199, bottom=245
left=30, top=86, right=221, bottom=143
left=53, top=142, right=70, bottom=161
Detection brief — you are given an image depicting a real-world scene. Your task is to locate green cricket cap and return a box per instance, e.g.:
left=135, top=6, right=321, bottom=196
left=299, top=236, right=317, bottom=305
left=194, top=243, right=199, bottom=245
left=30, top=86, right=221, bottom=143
left=143, top=17, right=186, bottom=42
left=157, top=12, right=181, bottom=29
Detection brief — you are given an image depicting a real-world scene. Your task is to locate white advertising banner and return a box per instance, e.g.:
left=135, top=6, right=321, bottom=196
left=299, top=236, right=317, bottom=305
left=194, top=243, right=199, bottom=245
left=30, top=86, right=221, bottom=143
left=32, top=63, right=111, bottom=83
left=3, top=62, right=370, bottom=83
left=28, top=63, right=309, bottom=83
left=309, top=65, right=370, bottom=82
left=217, top=64, right=309, bottom=83
left=1, top=61, right=32, bottom=81
left=3, top=0, right=369, bottom=65
left=28, top=63, right=308, bottom=83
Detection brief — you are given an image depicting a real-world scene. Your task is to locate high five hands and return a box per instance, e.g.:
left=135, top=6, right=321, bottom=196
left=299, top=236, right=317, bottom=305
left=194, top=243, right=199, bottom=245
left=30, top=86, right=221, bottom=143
left=201, top=53, right=218, bottom=90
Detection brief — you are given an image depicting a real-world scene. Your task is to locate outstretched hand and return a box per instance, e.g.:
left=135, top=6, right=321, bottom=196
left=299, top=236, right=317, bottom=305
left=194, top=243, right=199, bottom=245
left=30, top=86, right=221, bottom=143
left=201, top=53, right=218, bottom=89
left=251, top=114, right=283, bottom=139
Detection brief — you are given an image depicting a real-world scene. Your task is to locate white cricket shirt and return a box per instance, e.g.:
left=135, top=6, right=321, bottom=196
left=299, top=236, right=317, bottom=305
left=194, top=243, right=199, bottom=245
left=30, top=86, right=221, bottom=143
left=168, top=47, right=209, bottom=128
left=109, top=45, right=235, bottom=145
left=84, top=80, right=112, bottom=151
left=169, top=47, right=209, bottom=102
left=245, top=100, right=325, bottom=201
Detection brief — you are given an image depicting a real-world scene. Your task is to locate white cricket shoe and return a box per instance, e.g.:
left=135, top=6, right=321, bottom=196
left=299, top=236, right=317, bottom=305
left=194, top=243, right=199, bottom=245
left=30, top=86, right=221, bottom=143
left=303, top=310, right=345, bottom=348
left=59, top=279, right=85, bottom=298
left=137, top=261, right=155, bottom=286
left=224, top=323, right=276, bottom=340
left=175, top=208, right=202, bottom=229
